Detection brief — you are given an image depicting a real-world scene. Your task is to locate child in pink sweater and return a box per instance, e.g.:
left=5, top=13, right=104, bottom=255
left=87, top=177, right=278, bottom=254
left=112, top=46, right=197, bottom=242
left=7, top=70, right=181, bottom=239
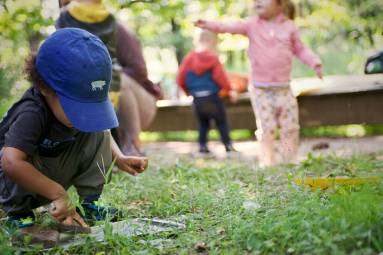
left=196, top=0, right=323, bottom=166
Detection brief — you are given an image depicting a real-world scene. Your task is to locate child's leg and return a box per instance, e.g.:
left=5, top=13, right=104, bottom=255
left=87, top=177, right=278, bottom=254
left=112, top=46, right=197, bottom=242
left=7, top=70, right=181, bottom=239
left=211, top=95, right=232, bottom=146
left=193, top=98, right=210, bottom=149
left=249, top=87, right=277, bottom=166
left=258, top=130, right=277, bottom=166
left=280, top=129, right=299, bottom=163
left=198, top=118, right=210, bottom=148
left=129, top=76, right=157, bottom=131
left=71, top=131, right=112, bottom=200
left=278, top=89, right=300, bottom=163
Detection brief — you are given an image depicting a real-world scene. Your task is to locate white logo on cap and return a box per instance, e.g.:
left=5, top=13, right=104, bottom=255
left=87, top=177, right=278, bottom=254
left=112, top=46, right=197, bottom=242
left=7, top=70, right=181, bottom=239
left=91, top=80, right=106, bottom=91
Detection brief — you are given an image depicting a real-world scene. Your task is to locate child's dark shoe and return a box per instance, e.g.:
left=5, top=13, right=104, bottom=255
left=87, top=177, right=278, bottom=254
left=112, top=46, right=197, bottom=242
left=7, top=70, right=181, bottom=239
left=78, top=201, right=122, bottom=223
left=7, top=211, right=35, bottom=229
left=199, top=145, right=211, bottom=154
left=225, top=144, right=237, bottom=152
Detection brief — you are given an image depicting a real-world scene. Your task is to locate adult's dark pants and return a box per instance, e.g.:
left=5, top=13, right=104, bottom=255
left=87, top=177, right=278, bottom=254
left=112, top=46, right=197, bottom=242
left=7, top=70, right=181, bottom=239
left=193, top=93, right=231, bottom=147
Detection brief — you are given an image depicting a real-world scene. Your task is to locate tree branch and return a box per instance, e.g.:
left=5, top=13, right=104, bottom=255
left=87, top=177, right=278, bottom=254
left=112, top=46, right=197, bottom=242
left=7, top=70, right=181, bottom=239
left=0, top=0, right=8, bottom=12
left=119, top=0, right=157, bottom=8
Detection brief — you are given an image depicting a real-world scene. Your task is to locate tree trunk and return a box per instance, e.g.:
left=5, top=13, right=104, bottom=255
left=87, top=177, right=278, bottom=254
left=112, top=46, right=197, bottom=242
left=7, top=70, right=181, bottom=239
left=171, top=18, right=185, bottom=66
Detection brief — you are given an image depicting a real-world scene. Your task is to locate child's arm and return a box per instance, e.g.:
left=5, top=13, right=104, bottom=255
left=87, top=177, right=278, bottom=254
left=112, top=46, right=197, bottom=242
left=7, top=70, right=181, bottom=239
left=1, top=147, right=85, bottom=224
left=195, top=19, right=249, bottom=35
left=291, top=26, right=323, bottom=79
left=176, top=54, right=192, bottom=95
left=211, top=58, right=238, bottom=103
left=2, top=147, right=66, bottom=201
left=1, top=111, right=87, bottom=226
left=110, top=134, right=148, bottom=176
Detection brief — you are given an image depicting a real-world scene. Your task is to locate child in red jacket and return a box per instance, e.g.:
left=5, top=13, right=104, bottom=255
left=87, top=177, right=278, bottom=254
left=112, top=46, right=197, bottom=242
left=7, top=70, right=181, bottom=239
left=177, top=29, right=237, bottom=153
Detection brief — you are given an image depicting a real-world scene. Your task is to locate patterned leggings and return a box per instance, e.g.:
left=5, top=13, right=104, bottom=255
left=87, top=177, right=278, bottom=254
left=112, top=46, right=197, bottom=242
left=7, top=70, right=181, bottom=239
left=249, top=86, right=299, bottom=163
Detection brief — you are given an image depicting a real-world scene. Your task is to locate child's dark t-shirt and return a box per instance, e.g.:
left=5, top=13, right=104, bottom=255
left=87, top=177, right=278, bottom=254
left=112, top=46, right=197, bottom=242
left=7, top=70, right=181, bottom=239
left=0, top=88, right=78, bottom=157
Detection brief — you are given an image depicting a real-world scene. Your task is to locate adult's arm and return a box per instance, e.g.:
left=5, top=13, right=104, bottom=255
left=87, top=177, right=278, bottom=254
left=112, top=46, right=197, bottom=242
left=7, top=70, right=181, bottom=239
left=115, top=23, right=160, bottom=97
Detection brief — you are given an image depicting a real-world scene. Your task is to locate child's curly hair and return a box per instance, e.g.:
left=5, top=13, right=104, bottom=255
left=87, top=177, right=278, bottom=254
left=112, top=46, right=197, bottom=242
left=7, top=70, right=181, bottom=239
left=25, top=54, right=53, bottom=93
left=278, top=0, right=296, bottom=20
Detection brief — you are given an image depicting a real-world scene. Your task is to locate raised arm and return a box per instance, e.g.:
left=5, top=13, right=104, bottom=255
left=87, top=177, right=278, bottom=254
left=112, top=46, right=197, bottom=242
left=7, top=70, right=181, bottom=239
left=195, top=19, right=249, bottom=35
left=291, top=25, right=322, bottom=78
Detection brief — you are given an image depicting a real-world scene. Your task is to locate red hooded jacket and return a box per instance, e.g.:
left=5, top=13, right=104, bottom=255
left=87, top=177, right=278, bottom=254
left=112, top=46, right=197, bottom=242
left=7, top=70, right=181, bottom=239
left=177, top=50, right=232, bottom=95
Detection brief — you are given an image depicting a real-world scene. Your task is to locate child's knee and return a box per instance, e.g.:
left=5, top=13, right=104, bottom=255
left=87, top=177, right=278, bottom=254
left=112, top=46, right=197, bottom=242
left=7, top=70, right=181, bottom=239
left=256, top=129, right=276, bottom=142
left=280, top=128, right=299, bottom=140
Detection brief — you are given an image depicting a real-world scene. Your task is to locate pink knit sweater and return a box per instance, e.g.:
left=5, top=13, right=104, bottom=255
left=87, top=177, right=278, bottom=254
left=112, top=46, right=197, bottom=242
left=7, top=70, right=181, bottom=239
left=204, top=14, right=321, bottom=87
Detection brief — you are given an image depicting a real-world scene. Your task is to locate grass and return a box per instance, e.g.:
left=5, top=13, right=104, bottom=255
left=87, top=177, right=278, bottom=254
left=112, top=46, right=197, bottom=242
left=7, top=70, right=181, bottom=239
left=0, top=40, right=382, bottom=254
left=1, top=152, right=383, bottom=254
left=139, top=124, right=383, bottom=143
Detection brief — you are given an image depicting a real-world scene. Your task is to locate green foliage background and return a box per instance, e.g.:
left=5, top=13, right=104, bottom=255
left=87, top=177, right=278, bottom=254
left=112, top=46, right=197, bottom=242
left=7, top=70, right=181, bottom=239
left=0, top=0, right=382, bottom=103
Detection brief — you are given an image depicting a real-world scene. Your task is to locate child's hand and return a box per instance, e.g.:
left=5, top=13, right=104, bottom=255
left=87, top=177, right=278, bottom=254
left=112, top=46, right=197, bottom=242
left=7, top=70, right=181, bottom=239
left=314, top=64, right=323, bottom=79
left=49, top=195, right=87, bottom=227
left=229, top=90, right=238, bottom=103
left=116, top=155, right=148, bottom=176
left=61, top=213, right=88, bottom=227
left=194, top=19, right=208, bottom=28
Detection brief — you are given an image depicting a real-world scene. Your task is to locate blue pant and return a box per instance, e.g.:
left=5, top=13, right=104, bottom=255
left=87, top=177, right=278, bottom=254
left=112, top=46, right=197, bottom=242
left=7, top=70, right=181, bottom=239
left=193, top=94, right=231, bottom=147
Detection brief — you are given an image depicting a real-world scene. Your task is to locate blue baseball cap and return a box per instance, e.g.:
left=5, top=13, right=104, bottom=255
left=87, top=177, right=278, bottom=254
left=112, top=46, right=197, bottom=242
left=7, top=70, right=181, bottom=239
left=36, top=28, right=118, bottom=132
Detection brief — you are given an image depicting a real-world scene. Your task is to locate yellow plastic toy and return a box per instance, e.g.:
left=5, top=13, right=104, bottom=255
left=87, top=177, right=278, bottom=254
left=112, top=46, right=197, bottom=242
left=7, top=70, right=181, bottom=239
left=294, top=176, right=381, bottom=190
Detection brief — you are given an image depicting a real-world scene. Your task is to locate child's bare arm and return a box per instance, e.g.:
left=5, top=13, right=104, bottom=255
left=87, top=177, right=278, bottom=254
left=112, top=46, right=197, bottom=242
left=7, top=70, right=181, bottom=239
left=195, top=19, right=249, bottom=35
left=110, top=134, right=148, bottom=176
left=291, top=26, right=322, bottom=78
left=0, top=147, right=85, bottom=224
left=1, top=147, right=67, bottom=201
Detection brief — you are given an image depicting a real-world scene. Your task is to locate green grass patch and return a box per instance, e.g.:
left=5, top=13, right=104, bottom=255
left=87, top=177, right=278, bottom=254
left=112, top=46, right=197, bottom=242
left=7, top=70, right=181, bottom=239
left=1, top=153, right=382, bottom=254
left=140, top=129, right=254, bottom=142
left=140, top=125, right=383, bottom=142
left=301, top=124, right=383, bottom=138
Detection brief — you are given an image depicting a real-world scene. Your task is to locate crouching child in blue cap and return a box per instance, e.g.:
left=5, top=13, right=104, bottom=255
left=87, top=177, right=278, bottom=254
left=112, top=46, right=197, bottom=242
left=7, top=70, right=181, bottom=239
left=0, top=28, right=148, bottom=228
